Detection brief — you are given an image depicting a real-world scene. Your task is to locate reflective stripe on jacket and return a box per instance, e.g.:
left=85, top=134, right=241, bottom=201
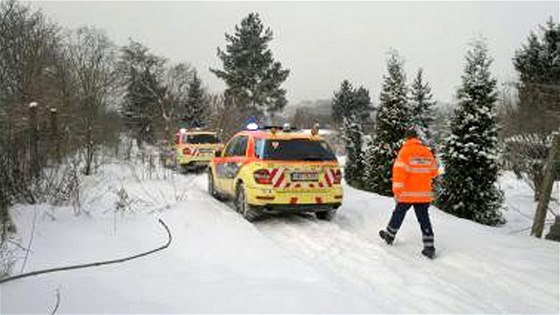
left=392, top=138, right=438, bottom=203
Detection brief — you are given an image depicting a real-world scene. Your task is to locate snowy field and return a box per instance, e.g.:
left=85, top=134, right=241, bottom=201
left=1, top=155, right=559, bottom=314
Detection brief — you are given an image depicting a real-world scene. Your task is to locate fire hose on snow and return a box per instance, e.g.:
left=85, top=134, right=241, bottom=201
left=0, top=219, right=172, bottom=285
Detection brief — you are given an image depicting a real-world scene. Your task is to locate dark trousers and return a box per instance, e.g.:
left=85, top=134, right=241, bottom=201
left=386, top=203, right=434, bottom=248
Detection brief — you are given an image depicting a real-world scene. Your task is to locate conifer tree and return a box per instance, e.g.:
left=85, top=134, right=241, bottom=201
left=508, top=19, right=560, bottom=200
left=513, top=19, right=560, bottom=134
left=210, top=13, right=290, bottom=120
left=332, top=80, right=372, bottom=188
left=437, top=39, right=505, bottom=226
left=119, top=40, right=166, bottom=144
left=410, top=68, right=436, bottom=146
left=332, top=81, right=373, bottom=127
left=183, top=72, right=208, bottom=128
left=332, top=80, right=355, bottom=125
left=342, top=114, right=364, bottom=187
left=363, top=51, right=410, bottom=195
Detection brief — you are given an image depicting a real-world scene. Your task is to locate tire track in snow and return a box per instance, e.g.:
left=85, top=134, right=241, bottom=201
left=186, top=173, right=462, bottom=311
left=188, top=174, right=536, bottom=313
left=254, top=214, right=494, bottom=312
left=253, top=214, right=422, bottom=310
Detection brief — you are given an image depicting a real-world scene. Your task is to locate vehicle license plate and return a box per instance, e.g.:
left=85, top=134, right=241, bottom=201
left=291, top=172, right=318, bottom=182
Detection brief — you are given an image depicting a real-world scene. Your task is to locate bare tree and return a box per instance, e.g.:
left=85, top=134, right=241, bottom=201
left=207, top=94, right=248, bottom=141
left=0, top=0, right=61, bottom=237
left=65, top=27, right=118, bottom=175
left=161, top=63, right=195, bottom=138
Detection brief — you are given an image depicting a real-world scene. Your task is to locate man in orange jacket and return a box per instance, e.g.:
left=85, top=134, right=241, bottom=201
left=379, top=128, right=439, bottom=259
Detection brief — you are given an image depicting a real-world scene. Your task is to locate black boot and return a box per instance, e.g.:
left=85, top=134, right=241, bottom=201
left=379, top=230, right=394, bottom=245
left=421, top=246, right=436, bottom=259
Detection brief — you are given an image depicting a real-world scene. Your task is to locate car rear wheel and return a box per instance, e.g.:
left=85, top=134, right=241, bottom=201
left=208, top=169, right=218, bottom=198
left=316, top=209, right=336, bottom=221
left=235, top=183, right=259, bottom=222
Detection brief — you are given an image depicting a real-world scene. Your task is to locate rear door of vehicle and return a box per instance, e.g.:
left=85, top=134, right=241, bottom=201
left=213, top=135, right=248, bottom=195
left=260, top=139, right=340, bottom=200
left=185, top=133, right=220, bottom=158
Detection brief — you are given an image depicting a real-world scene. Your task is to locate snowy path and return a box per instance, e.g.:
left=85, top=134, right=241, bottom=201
left=1, top=163, right=559, bottom=313
left=251, top=184, right=559, bottom=314
left=188, top=174, right=559, bottom=313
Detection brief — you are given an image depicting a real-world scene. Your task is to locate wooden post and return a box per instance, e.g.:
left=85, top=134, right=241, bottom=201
left=29, top=102, right=39, bottom=178
left=531, top=129, right=560, bottom=238
left=50, top=107, right=60, bottom=164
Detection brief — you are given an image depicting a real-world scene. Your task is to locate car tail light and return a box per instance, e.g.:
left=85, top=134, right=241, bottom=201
left=254, top=169, right=272, bottom=185
left=333, top=169, right=342, bottom=184
left=182, top=147, right=192, bottom=155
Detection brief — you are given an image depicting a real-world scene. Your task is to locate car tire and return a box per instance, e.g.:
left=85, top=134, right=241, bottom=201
left=208, top=169, right=218, bottom=198
left=316, top=209, right=336, bottom=221
left=235, top=182, right=259, bottom=222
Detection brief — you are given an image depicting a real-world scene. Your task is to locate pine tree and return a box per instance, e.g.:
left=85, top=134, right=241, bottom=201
left=341, top=115, right=364, bottom=187
left=354, top=86, right=374, bottom=131
left=210, top=13, right=290, bottom=121
left=513, top=18, right=560, bottom=134
left=363, top=50, right=410, bottom=195
left=120, top=40, right=167, bottom=144
left=183, top=72, right=208, bottom=128
left=436, top=39, right=505, bottom=226
left=331, top=80, right=355, bottom=125
left=508, top=19, right=560, bottom=200
left=332, top=80, right=373, bottom=127
left=410, top=68, right=436, bottom=146
left=332, top=80, right=372, bottom=188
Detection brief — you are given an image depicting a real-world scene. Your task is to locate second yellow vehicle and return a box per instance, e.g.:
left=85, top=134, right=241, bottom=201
left=208, top=124, right=343, bottom=221
left=170, top=128, right=222, bottom=172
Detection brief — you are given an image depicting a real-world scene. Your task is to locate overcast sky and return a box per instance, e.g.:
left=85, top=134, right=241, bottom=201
left=29, top=1, right=558, bottom=105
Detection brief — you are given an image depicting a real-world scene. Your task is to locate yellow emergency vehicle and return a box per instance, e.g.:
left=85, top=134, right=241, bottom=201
left=208, top=124, right=343, bottom=221
left=171, top=128, right=222, bottom=172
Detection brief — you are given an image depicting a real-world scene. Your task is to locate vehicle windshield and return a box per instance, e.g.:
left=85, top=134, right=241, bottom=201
left=183, top=134, right=219, bottom=144
left=256, top=138, right=336, bottom=161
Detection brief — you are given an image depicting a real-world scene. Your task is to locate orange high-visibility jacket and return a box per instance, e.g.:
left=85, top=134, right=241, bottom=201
left=392, top=138, right=438, bottom=203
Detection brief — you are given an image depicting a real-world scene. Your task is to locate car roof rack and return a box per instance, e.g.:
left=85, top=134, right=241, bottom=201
left=260, top=125, right=300, bottom=132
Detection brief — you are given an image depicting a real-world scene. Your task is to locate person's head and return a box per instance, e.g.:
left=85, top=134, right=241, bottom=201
left=405, top=127, right=418, bottom=139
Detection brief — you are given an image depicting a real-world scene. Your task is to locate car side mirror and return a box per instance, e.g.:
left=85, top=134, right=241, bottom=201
left=214, top=150, right=222, bottom=158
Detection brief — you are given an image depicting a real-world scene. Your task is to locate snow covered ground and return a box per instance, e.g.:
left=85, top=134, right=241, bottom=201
left=1, top=155, right=559, bottom=314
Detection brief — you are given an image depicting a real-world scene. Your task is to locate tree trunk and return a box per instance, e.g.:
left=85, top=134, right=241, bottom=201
left=531, top=130, right=560, bottom=238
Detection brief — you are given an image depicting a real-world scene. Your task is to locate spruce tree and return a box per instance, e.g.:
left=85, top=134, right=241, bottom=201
left=363, top=51, right=410, bottom=195
left=332, top=80, right=355, bottom=125
left=120, top=40, right=166, bottom=144
left=210, top=13, right=290, bottom=120
left=342, top=115, right=364, bottom=187
left=332, top=80, right=373, bottom=127
left=509, top=19, right=560, bottom=199
left=332, top=80, right=372, bottom=188
left=513, top=19, right=560, bottom=134
left=437, top=39, right=505, bottom=226
left=410, top=68, right=436, bottom=146
left=183, top=72, right=208, bottom=128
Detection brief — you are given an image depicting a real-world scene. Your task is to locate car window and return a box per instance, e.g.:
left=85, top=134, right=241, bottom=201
left=254, top=138, right=265, bottom=158
left=183, top=133, right=219, bottom=144
left=262, top=139, right=336, bottom=161
left=232, top=136, right=248, bottom=156
left=224, top=137, right=239, bottom=157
